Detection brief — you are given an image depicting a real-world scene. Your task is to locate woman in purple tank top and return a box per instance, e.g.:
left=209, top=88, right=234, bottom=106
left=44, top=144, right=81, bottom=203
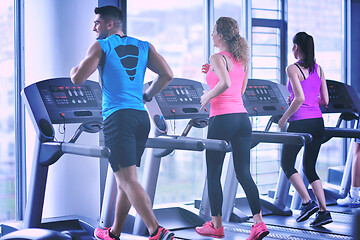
left=278, top=32, right=332, bottom=227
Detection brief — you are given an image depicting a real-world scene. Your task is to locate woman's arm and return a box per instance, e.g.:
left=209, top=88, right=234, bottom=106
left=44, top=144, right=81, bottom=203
left=241, top=64, right=249, bottom=95
left=318, top=65, right=329, bottom=106
left=278, top=64, right=305, bottom=130
left=200, top=54, right=231, bottom=110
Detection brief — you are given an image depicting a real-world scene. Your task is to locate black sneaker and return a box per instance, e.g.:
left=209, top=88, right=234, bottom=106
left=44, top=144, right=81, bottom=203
left=296, top=200, right=319, bottom=222
left=310, top=210, right=333, bottom=227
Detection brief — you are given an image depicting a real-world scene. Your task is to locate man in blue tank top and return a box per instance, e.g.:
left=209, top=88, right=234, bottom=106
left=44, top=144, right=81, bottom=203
left=70, top=5, right=174, bottom=240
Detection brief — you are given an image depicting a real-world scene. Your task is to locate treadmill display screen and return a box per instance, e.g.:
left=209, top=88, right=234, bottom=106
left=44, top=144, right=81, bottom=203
left=46, top=86, right=98, bottom=108
left=328, top=83, right=353, bottom=104
left=160, top=85, right=200, bottom=105
left=245, top=85, right=278, bottom=103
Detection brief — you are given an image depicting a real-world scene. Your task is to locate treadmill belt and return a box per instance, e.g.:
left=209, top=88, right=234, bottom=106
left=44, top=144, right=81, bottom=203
left=172, top=221, right=352, bottom=240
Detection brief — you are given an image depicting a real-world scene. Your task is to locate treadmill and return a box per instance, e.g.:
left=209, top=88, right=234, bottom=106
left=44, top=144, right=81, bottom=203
left=0, top=78, right=149, bottom=240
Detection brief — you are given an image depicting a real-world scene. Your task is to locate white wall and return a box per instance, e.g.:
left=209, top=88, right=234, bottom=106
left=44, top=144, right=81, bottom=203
left=25, top=0, right=101, bottom=220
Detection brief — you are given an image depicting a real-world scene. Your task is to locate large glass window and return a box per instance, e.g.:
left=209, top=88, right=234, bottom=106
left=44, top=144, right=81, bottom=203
left=127, top=0, right=205, bottom=205
left=288, top=0, right=344, bottom=180
left=214, top=0, right=243, bottom=26
left=248, top=0, right=285, bottom=193
left=0, top=0, right=15, bottom=221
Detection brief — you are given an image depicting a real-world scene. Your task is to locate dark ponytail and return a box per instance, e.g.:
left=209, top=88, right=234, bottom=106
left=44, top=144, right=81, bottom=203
left=293, top=32, right=316, bottom=73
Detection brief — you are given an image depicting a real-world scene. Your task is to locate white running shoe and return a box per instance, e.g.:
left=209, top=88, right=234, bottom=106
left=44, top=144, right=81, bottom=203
left=337, top=192, right=360, bottom=208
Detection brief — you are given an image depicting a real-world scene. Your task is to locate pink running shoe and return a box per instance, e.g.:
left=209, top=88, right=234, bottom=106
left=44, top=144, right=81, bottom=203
left=246, top=222, right=269, bottom=240
left=195, top=221, right=225, bottom=239
left=94, top=227, right=119, bottom=240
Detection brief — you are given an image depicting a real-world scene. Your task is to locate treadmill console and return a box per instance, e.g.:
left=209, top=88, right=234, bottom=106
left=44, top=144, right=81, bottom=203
left=243, top=79, right=289, bottom=116
left=321, top=80, right=360, bottom=114
left=145, top=78, right=210, bottom=120
left=44, top=85, right=98, bottom=108
left=22, top=78, right=103, bottom=126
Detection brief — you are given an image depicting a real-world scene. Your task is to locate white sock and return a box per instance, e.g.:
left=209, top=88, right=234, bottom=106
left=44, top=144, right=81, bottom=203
left=350, top=187, right=360, bottom=198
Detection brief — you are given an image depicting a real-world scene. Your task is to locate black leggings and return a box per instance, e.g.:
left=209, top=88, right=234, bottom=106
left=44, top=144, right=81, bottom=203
left=281, top=118, right=325, bottom=184
left=206, top=113, right=261, bottom=216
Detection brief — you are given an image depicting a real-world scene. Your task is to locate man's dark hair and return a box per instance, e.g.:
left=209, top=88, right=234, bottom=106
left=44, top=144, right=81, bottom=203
left=94, top=5, right=123, bottom=28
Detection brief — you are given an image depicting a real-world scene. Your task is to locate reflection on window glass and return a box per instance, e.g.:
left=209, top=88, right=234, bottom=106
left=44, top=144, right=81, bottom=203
left=0, top=0, right=15, bottom=221
left=127, top=0, right=204, bottom=205
left=288, top=0, right=343, bottom=180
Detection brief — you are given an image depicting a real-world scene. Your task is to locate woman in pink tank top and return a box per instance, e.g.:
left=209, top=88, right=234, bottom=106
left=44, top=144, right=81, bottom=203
left=195, top=17, right=269, bottom=240
left=278, top=32, right=332, bottom=227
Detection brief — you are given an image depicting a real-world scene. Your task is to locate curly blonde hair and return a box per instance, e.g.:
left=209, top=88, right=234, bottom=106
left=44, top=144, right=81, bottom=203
left=216, top=17, right=249, bottom=66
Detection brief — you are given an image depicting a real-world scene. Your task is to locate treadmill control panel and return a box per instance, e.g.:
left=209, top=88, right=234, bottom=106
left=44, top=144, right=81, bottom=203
left=243, top=79, right=288, bottom=116
left=245, top=85, right=278, bottom=103
left=145, top=78, right=210, bottom=120
left=22, top=78, right=103, bottom=124
left=321, top=80, right=360, bottom=114
left=157, top=85, right=200, bottom=105
left=42, top=85, right=98, bottom=108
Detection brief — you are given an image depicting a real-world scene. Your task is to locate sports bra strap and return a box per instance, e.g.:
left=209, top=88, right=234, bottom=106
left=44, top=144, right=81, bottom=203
left=294, top=63, right=306, bottom=80
left=220, top=54, right=229, bottom=72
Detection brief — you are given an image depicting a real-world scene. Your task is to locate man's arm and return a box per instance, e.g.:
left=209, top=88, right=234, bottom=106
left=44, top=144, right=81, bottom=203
left=143, top=43, right=173, bottom=100
left=70, top=41, right=102, bottom=85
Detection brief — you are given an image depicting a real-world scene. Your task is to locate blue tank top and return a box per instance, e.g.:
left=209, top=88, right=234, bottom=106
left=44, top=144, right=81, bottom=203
left=97, top=35, right=150, bottom=120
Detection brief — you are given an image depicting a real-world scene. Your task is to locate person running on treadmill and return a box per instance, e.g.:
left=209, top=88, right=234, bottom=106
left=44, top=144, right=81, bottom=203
left=70, top=5, right=174, bottom=240
left=337, top=123, right=360, bottom=208
left=195, top=17, right=269, bottom=240
left=278, top=32, right=332, bottom=227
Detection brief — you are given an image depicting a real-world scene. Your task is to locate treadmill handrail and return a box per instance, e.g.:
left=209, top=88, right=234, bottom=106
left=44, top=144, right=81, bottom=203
left=39, top=142, right=111, bottom=166
left=146, top=135, right=229, bottom=158
left=61, top=142, right=111, bottom=158
left=251, top=131, right=312, bottom=148
left=146, top=135, right=206, bottom=151
left=323, top=127, right=360, bottom=143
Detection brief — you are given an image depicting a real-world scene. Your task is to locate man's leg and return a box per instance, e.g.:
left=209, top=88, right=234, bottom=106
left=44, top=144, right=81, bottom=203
left=113, top=165, right=159, bottom=235
left=110, top=186, right=132, bottom=237
left=337, top=142, right=360, bottom=206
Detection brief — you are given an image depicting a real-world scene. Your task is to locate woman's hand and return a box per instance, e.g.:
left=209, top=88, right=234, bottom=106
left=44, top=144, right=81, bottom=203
left=278, top=116, right=288, bottom=131
left=200, top=90, right=211, bottom=110
left=287, top=96, right=291, bottom=106
left=202, top=63, right=210, bottom=74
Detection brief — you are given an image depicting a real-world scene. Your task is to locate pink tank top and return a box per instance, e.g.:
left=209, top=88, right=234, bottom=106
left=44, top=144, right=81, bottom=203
left=287, top=63, right=323, bottom=122
left=206, top=51, right=247, bottom=118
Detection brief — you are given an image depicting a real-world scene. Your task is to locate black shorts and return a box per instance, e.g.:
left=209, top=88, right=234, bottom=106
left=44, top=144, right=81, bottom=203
left=103, top=109, right=150, bottom=172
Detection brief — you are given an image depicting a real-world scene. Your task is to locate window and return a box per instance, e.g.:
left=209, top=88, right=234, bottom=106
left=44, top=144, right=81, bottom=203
left=0, top=0, right=15, bottom=221
left=248, top=0, right=286, bottom=193
left=127, top=0, right=205, bottom=205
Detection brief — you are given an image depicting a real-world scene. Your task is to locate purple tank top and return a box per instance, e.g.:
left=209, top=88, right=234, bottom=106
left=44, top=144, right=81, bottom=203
left=287, top=63, right=323, bottom=122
